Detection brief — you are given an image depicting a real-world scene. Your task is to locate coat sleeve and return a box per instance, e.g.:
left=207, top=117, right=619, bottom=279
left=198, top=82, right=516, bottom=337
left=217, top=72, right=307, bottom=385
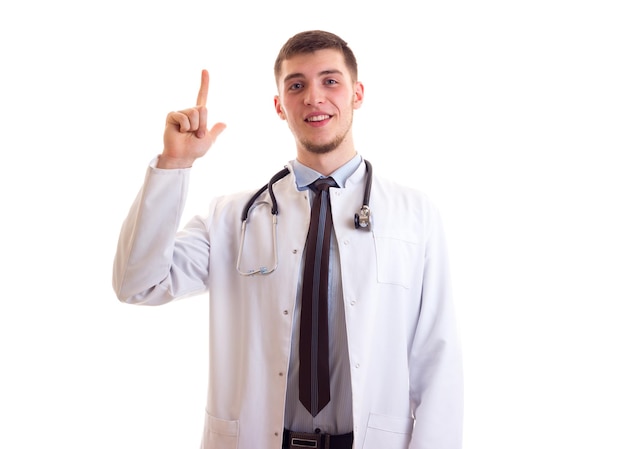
left=112, top=162, right=212, bottom=305
left=408, top=201, right=464, bottom=449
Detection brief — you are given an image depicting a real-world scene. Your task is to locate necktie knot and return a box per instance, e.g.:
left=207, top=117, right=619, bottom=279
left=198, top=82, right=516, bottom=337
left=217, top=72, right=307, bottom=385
left=310, top=177, right=337, bottom=193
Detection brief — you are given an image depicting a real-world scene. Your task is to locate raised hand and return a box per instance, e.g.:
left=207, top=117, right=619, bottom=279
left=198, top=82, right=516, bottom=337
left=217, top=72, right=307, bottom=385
left=158, top=70, right=227, bottom=168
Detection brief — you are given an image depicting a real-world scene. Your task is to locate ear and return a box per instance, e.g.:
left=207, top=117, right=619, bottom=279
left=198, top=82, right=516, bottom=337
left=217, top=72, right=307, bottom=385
left=274, top=95, right=286, bottom=120
left=353, top=81, right=365, bottom=110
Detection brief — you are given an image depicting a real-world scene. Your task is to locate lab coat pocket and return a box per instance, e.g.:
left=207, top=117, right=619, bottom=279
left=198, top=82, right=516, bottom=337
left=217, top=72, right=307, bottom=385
left=362, top=413, right=414, bottom=449
left=202, top=412, right=239, bottom=449
left=373, top=235, right=422, bottom=289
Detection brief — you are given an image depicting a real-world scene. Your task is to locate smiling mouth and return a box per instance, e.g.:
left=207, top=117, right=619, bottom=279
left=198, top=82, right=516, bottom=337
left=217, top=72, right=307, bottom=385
left=305, top=114, right=331, bottom=122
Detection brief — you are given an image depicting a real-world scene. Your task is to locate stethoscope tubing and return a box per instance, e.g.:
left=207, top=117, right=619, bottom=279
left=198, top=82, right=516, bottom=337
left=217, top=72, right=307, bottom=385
left=237, top=161, right=372, bottom=276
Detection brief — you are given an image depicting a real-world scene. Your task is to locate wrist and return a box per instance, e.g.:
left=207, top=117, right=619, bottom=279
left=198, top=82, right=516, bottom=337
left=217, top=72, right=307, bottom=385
left=156, top=154, right=195, bottom=169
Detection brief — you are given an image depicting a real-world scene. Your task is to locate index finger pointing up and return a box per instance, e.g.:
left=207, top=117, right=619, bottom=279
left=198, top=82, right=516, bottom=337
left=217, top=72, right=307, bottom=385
left=196, top=69, right=209, bottom=107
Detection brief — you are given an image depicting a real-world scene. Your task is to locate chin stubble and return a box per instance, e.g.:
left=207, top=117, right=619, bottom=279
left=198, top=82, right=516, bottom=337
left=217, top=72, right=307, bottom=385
left=300, top=115, right=353, bottom=154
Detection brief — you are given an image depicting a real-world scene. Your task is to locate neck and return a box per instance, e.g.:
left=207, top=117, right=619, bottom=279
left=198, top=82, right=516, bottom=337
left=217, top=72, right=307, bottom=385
left=296, top=136, right=357, bottom=176
left=296, top=150, right=357, bottom=176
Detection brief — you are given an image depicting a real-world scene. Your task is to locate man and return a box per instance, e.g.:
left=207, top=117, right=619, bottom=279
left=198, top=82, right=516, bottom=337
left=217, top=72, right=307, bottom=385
left=113, top=30, right=463, bottom=449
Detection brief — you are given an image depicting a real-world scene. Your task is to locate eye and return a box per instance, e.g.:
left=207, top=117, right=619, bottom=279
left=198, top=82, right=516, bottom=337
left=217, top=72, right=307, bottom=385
left=289, top=82, right=303, bottom=91
left=325, top=79, right=338, bottom=85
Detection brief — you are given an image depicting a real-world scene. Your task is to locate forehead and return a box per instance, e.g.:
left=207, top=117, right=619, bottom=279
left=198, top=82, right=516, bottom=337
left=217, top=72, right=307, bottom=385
left=278, top=49, right=348, bottom=82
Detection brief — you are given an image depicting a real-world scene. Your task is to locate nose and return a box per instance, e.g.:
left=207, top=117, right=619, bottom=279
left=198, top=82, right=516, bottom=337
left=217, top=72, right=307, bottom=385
left=304, top=84, right=324, bottom=105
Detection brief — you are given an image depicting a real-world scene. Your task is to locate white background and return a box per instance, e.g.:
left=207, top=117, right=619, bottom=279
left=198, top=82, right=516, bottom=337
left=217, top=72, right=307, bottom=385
left=1, top=0, right=625, bottom=448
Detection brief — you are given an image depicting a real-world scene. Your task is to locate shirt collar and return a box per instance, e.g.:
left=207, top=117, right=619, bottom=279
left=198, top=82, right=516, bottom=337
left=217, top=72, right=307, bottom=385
left=291, top=154, right=362, bottom=191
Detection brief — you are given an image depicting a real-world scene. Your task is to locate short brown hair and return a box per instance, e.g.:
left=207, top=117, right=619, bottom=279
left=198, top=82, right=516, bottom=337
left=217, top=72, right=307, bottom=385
left=274, top=30, right=358, bottom=83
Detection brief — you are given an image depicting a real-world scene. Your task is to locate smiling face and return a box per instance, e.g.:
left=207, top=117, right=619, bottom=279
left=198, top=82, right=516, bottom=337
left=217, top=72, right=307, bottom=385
left=274, top=49, right=364, bottom=169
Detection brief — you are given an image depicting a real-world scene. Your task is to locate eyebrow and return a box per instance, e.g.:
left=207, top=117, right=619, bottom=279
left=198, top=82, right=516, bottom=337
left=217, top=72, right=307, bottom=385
left=282, top=69, right=344, bottom=84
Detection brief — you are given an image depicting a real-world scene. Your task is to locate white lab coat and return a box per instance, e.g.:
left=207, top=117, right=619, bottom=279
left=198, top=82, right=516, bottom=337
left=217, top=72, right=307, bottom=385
left=113, top=159, right=463, bottom=449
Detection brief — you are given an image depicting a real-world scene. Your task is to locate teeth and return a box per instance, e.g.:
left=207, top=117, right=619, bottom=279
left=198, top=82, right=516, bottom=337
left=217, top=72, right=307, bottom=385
left=306, top=115, right=330, bottom=122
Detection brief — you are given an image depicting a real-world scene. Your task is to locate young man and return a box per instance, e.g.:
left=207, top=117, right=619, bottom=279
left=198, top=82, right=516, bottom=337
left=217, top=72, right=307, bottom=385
left=113, top=30, right=463, bottom=449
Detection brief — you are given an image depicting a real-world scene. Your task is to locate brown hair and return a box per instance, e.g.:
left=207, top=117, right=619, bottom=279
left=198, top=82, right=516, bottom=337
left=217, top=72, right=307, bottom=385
left=274, top=30, right=358, bottom=83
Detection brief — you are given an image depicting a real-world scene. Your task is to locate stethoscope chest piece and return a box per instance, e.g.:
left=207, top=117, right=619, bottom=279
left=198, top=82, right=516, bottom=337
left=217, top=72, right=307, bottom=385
left=354, top=205, right=371, bottom=230
left=353, top=159, right=373, bottom=231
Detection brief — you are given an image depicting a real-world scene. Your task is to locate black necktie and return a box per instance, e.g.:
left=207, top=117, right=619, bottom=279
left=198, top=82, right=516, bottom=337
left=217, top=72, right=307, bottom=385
left=299, top=177, right=337, bottom=416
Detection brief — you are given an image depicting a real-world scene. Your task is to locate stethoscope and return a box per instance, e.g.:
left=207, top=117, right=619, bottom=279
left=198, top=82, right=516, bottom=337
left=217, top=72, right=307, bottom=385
left=236, top=160, right=373, bottom=276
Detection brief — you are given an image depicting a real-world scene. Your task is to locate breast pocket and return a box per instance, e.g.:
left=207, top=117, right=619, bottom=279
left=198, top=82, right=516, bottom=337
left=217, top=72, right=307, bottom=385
left=202, top=413, right=239, bottom=449
left=373, top=235, right=423, bottom=289
left=362, top=413, right=414, bottom=449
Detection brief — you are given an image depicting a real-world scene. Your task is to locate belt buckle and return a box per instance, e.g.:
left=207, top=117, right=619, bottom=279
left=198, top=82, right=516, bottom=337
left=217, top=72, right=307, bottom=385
left=290, top=431, right=330, bottom=449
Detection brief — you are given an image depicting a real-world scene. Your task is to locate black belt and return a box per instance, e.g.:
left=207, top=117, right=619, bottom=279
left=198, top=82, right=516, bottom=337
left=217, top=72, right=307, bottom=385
left=283, top=429, right=354, bottom=449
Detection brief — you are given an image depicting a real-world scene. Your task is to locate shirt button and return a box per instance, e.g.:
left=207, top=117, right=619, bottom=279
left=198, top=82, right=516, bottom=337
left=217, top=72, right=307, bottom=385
left=283, top=310, right=289, bottom=315
left=350, top=300, right=356, bottom=306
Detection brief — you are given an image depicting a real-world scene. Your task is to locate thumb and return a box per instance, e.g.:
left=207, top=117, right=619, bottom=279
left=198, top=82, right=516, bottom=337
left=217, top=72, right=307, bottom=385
left=207, top=122, right=227, bottom=143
